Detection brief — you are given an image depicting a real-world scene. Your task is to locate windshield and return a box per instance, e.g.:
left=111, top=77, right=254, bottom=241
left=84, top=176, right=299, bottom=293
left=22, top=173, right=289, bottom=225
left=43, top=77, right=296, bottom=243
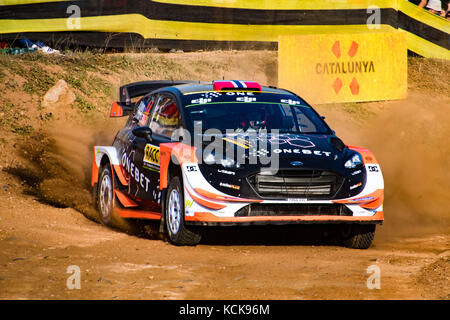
left=182, top=91, right=329, bottom=134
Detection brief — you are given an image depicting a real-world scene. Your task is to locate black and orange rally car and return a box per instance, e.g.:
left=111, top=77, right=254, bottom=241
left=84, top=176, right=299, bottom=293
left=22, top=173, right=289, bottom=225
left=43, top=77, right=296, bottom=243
left=91, top=80, right=384, bottom=248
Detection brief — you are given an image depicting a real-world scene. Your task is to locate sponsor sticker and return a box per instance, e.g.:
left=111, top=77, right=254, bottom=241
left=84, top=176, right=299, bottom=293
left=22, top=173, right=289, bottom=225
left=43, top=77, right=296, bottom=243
left=287, top=198, right=308, bottom=203
left=121, top=151, right=151, bottom=192
left=219, top=182, right=240, bottom=190
left=185, top=200, right=194, bottom=208
left=186, top=165, right=198, bottom=172
left=222, top=137, right=252, bottom=149
left=144, top=144, right=160, bottom=170
left=280, top=99, right=301, bottom=105
left=218, top=169, right=235, bottom=175
left=273, top=149, right=331, bottom=157
left=350, top=182, right=363, bottom=190
left=351, top=196, right=374, bottom=202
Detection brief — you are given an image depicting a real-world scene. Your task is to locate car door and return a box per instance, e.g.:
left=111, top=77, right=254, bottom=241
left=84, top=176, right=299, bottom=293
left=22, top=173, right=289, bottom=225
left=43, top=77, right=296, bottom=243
left=132, top=92, right=182, bottom=207
left=125, top=94, right=157, bottom=202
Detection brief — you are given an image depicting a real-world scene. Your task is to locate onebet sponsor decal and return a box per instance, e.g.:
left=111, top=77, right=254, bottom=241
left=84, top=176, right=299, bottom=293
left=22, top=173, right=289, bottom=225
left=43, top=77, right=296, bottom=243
left=121, top=152, right=151, bottom=192
left=273, top=149, right=332, bottom=157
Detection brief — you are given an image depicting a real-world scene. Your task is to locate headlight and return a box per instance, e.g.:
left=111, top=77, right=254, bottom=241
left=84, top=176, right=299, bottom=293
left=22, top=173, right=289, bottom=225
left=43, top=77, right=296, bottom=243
left=203, top=150, right=240, bottom=168
left=203, top=150, right=216, bottom=165
left=344, top=153, right=363, bottom=169
left=219, top=157, right=239, bottom=168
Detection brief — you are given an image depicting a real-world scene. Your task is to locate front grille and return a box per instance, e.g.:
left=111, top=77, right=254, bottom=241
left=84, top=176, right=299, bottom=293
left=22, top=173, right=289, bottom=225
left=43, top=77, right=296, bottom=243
left=235, top=203, right=352, bottom=217
left=248, top=169, right=344, bottom=199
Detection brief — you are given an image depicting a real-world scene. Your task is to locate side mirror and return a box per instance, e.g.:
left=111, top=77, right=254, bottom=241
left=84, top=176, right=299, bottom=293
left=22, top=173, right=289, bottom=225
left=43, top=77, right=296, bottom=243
left=110, top=101, right=134, bottom=118
left=132, top=126, right=152, bottom=141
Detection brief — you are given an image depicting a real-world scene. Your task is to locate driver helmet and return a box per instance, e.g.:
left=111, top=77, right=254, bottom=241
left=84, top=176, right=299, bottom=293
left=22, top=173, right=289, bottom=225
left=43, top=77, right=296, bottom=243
left=246, top=107, right=268, bottom=129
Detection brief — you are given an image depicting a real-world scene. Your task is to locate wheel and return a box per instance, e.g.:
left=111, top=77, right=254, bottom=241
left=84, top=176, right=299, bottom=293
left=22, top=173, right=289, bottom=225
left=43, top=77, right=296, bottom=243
left=97, top=165, right=117, bottom=226
left=342, top=224, right=376, bottom=249
left=165, top=176, right=201, bottom=246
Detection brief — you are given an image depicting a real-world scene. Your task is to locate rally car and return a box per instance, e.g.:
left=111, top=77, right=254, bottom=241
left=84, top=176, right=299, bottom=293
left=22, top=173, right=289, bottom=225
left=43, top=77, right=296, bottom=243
left=91, top=80, right=384, bottom=248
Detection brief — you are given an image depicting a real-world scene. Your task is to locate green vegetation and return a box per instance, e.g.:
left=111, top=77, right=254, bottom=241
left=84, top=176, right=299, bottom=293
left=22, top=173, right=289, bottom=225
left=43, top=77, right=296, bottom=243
left=0, top=101, right=34, bottom=135
left=74, top=96, right=95, bottom=114
left=12, top=124, right=34, bottom=135
left=23, top=66, right=56, bottom=96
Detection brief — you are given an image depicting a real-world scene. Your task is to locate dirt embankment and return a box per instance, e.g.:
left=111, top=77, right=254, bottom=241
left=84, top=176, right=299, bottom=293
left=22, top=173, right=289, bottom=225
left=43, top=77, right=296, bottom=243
left=0, top=52, right=449, bottom=300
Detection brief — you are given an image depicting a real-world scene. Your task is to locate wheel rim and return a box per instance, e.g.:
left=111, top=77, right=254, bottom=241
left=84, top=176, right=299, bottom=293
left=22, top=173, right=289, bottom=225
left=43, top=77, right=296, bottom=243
left=99, top=173, right=112, bottom=219
left=167, top=189, right=181, bottom=235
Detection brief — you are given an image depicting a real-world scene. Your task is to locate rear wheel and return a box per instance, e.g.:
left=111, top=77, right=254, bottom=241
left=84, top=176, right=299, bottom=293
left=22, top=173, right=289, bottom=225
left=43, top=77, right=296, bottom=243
left=165, top=176, right=201, bottom=246
left=97, top=165, right=117, bottom=226
left=342, top=224, right=376, bottom=249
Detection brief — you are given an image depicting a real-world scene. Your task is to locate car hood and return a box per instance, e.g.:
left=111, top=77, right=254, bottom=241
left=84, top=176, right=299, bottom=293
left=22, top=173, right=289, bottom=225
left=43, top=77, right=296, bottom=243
left=199, top=132, right=351, bottom=174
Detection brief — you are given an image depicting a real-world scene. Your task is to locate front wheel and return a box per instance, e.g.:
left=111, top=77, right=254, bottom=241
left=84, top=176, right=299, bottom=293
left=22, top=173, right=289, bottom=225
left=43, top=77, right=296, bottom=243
left=342, top=224, right=376, bottom=249
left=165, top=176, right=201, bottom=246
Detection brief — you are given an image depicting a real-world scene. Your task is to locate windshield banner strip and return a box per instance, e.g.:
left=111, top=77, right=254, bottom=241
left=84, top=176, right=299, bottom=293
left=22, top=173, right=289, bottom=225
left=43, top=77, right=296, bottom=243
left=185, top=101, right=309, bottom=108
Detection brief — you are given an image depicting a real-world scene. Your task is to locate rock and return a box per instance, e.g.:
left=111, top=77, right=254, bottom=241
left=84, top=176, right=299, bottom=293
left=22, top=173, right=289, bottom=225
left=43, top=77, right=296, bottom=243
left=97, top=277, right=112, bottom=284
left=12, top=257, right=25, bottom=261
left=42, top=79, right=76, bottom=110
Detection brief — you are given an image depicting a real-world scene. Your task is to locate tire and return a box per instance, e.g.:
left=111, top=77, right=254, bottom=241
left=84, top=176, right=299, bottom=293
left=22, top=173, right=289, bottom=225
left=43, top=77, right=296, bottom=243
left=97, top=165, right=117, bottom=226
left=165, top=176, right=201, bottom=246
left=342, top=224, right=376, bottom=249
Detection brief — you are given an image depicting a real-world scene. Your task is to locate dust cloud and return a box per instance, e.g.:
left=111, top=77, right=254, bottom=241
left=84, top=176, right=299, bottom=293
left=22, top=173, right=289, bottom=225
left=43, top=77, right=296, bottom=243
left=324, top=92, right=450, bottom=238
left=9, top=118, right=123, bottom=222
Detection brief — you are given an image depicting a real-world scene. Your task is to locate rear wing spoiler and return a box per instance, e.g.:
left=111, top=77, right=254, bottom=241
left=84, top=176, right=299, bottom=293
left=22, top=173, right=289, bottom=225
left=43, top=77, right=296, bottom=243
left=111, top=80, right=195, bottom=117
left=119, top=80, right=195, bottom=105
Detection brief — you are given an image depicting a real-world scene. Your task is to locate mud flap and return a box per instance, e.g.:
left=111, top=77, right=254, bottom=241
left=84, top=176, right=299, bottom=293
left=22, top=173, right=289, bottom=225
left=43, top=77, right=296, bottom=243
left=158, top=188, right=167, bottom=235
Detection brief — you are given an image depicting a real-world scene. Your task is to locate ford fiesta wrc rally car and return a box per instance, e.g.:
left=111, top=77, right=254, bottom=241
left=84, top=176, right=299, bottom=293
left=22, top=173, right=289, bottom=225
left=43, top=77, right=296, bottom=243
left=91, top=80, right=384, bottom=249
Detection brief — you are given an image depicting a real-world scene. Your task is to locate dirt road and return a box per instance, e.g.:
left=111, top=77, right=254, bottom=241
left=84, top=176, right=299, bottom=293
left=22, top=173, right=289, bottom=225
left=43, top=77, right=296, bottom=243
left=0, top=183, right=448, bottom=300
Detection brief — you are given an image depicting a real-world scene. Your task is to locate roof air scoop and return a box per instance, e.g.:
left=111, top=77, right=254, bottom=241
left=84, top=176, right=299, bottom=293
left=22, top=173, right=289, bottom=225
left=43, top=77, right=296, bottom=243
left=213, top=80, right=261, bottom=91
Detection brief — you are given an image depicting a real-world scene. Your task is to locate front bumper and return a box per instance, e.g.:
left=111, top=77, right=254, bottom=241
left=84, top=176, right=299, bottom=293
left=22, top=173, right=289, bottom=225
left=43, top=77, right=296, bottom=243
left=182, top=160, right=384, bottom=226
left=185, top=211, right=384, bottom=226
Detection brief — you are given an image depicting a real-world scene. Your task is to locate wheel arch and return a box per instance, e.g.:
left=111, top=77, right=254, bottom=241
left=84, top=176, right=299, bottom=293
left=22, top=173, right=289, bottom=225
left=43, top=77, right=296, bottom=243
left=159, top=142, right=197, bottom=190
left=92, top=146, right=128, bottom=187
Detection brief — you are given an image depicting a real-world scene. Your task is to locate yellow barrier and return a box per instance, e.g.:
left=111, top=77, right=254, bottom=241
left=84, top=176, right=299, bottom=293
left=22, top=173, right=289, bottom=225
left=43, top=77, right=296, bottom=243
left=278, top=32, right=407, bottom=104
left=0, top=0, right=447, bottom=59
left=152, top=0, right=398, bottom=10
